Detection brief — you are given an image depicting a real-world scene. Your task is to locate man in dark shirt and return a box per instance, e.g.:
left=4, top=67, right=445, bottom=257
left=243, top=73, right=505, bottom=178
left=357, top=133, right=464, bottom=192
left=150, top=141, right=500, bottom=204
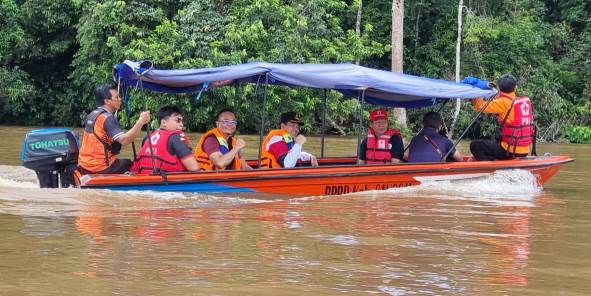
left=408, top=112, right=462, bottom=163
left=79, top=83, right=150, bottom=174
left=131, top=106, right=198, bottom=173
left=357, top=109, right=404, bottom=164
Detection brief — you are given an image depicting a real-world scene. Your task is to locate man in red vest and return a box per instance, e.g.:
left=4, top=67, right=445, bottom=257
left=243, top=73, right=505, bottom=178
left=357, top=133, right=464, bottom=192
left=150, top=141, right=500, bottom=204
left=470, top=74, right=534, bottom=160
left=131, top=106, right=198, bottom=174
left=357, top=109, right=404, bottom=164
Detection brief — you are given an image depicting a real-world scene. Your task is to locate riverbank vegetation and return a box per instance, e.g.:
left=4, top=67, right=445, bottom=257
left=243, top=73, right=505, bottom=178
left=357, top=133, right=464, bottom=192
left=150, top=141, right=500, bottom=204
left=1, top=0, right=589, bottom=143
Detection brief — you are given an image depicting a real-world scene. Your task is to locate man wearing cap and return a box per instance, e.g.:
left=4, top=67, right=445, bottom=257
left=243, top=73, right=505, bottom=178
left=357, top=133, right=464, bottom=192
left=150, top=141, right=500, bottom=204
left=260, top=112, right=318, bottom=168
left=357, top=109, right=404, bottom=164
left=470, top=74, right=534, bottom=160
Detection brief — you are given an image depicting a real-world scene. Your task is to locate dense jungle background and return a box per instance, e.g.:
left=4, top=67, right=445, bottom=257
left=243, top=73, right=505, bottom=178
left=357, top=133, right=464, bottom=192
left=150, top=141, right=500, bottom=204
left=1, top=0, right=590, bottom=142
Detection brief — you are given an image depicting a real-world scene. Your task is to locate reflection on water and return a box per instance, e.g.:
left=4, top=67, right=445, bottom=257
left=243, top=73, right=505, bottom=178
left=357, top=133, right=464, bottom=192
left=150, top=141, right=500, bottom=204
left=2, top=193, right=540, bottom=294
left=1, top=126, right=591, bottom=295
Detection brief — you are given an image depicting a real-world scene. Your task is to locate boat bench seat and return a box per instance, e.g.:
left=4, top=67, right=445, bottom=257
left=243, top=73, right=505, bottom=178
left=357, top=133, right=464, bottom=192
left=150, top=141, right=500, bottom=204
left=246, top=157, right=358, bottom=169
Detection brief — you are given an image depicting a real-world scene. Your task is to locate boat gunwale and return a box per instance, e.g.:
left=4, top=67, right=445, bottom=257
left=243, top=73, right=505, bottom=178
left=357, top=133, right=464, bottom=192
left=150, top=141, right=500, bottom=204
left=79, top=155, right=574, bottom=188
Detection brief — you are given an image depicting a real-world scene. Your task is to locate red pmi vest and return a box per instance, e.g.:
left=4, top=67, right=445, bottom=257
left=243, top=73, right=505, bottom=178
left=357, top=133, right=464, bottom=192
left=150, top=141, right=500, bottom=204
left=365, top=128, right=400, bottom=164
left=131, top=129, right=189, bottom=174
left=500, top=96, right=534, bottom=148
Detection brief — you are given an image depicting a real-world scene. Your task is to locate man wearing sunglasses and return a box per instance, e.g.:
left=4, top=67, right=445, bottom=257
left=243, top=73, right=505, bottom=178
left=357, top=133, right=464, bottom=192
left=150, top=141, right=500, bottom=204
left=78, top=83, right=150, bottom=174
left=194, top=109, right=252, bottom=170
left=131, top=106, right=199, bottom=174
left=260, top=112, right=318, bottom=168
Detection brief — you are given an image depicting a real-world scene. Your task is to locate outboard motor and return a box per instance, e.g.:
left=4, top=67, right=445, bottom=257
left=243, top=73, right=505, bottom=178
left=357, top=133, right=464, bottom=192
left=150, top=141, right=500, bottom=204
left=21, top=128, right=80, bottom=188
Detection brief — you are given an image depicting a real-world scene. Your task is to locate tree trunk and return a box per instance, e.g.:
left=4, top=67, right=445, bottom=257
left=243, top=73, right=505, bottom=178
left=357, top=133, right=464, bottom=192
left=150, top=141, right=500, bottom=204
left=355, top=0, right=362, bottom=65
left=391, top=0, right=407, bottom=128
left=449, top=0, right=464, bottom=139
left=413, top=0, right=423, bottom=50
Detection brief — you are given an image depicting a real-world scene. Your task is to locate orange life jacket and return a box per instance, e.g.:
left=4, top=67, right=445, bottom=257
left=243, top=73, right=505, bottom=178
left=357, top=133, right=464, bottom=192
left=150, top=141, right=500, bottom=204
left=260, top=129, right=294, bottom=168
left=193, top=128, right=241, bottom=171
left=131, top=129, right=190, bottom=174
left=499, top=96, right=534, bottom=153
left=78, top=108, right=120, bottom=172
left=365, top=128, right=400, bottom=163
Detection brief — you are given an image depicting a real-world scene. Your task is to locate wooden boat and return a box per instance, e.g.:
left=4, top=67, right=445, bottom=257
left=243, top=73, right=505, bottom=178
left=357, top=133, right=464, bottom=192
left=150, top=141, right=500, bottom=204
left=71, top=61, right=574, bottom=195
left=77, top=155, right=573, bottom=195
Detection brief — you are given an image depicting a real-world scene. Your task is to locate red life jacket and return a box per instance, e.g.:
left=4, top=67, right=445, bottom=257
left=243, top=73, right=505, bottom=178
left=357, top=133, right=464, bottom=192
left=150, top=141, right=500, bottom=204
left=131, top=129, right=190, bottom=174
left=499, top=96, right=534, bottom=149
left=366, top=128, right=400, bottom=163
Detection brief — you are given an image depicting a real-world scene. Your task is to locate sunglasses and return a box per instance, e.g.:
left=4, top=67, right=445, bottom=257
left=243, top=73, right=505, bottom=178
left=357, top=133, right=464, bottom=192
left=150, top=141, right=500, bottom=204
left=219, top=119, right=238, bottom=126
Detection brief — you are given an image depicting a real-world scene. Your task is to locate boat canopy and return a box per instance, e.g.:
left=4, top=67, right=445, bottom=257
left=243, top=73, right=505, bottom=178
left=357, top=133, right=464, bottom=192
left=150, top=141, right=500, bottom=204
left=114, top=60, right=497, bottom=108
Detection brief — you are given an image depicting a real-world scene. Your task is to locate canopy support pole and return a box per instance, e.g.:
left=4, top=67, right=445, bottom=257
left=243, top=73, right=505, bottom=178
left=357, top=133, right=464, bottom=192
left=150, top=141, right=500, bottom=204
left=138, top=77, right=158, bottom=174
left=356, top=90, right=366, bottom=157
left=532, top=125, right=537, bottom=156
left=320, top=89, right=327, bottom=158
left=120, top=85, right=137, bottom=159
left=441, top=96, right=496, bottom=161
left=234, top=82, right=241, bottom=108
left=257, top=74, right=269, bottom=168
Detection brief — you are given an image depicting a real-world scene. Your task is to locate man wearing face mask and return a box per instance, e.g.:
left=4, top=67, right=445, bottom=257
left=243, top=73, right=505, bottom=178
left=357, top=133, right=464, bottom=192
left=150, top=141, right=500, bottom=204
left=194, top=109, right=252, bottom=171
left=261, top=112, right=319, bottom=168
left=131, top=106, right=198, bottom=174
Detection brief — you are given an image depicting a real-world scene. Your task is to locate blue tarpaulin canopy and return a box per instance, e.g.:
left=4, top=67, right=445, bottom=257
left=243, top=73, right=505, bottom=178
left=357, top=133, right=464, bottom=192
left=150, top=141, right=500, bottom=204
left=114, top=60, right=497, bottom=108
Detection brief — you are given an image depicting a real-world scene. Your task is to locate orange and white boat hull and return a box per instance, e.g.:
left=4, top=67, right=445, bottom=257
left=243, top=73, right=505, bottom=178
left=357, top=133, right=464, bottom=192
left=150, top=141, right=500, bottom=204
left=77, top=155, right=573, bottom=196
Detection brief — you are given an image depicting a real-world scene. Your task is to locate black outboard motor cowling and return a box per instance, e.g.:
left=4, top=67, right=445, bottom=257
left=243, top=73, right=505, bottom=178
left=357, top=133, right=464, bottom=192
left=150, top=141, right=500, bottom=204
left=21, top=128, right=80, bottom=188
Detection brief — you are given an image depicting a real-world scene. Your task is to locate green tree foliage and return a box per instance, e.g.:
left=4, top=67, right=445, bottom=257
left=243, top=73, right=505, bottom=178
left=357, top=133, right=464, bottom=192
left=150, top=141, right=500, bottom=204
left=0, top=0, right=27, bottom=64
left=1, top=0, right=81, bottom=125
left=0, top=0, right=589, bottom=142
left=0, top=0, right=31, bottom=124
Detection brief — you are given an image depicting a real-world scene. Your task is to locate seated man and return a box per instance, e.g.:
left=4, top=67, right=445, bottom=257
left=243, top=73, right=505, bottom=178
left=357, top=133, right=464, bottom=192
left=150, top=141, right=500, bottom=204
left=261, top=112, right=318, bottom=168
left=407, top=112, right=462, bottom=163
left=469, top=74, right=534, bottom=160
left=78, top=83, right=150, bottom=174
left=357, top=109, right=404, bottom=164
left=131, top=106, right=198, bottom=174
left=194, top=109, right=252, bottom=170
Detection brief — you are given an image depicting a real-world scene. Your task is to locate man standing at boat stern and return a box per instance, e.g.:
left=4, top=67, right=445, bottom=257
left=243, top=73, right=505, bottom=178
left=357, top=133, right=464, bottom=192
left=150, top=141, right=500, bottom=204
left=194, top=109, right=252, bottom=171
left=261, top=112, right=318, bottom=168
left=470, top=74, right=534, bottom=161
left=78, top=83, right=150, bottom=174
left=357, top=109, right=404, bottom=164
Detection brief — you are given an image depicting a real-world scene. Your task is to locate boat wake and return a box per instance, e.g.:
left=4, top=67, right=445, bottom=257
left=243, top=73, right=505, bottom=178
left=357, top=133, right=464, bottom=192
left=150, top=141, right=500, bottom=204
left=372, top=169, right=542, bottom=207
left=0, top=165, right=269, bottom=217
left=0, top=165, right=39, bottom=188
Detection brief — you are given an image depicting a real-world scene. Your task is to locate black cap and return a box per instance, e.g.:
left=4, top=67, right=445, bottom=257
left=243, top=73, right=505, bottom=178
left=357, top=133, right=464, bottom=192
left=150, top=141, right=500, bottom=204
left=280, top=112, right=303, bottom=124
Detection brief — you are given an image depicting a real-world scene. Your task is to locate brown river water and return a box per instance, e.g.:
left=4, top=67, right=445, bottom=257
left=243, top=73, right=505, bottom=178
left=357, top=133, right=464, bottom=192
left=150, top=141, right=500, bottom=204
left=0, top=125, right=589, bottom=295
